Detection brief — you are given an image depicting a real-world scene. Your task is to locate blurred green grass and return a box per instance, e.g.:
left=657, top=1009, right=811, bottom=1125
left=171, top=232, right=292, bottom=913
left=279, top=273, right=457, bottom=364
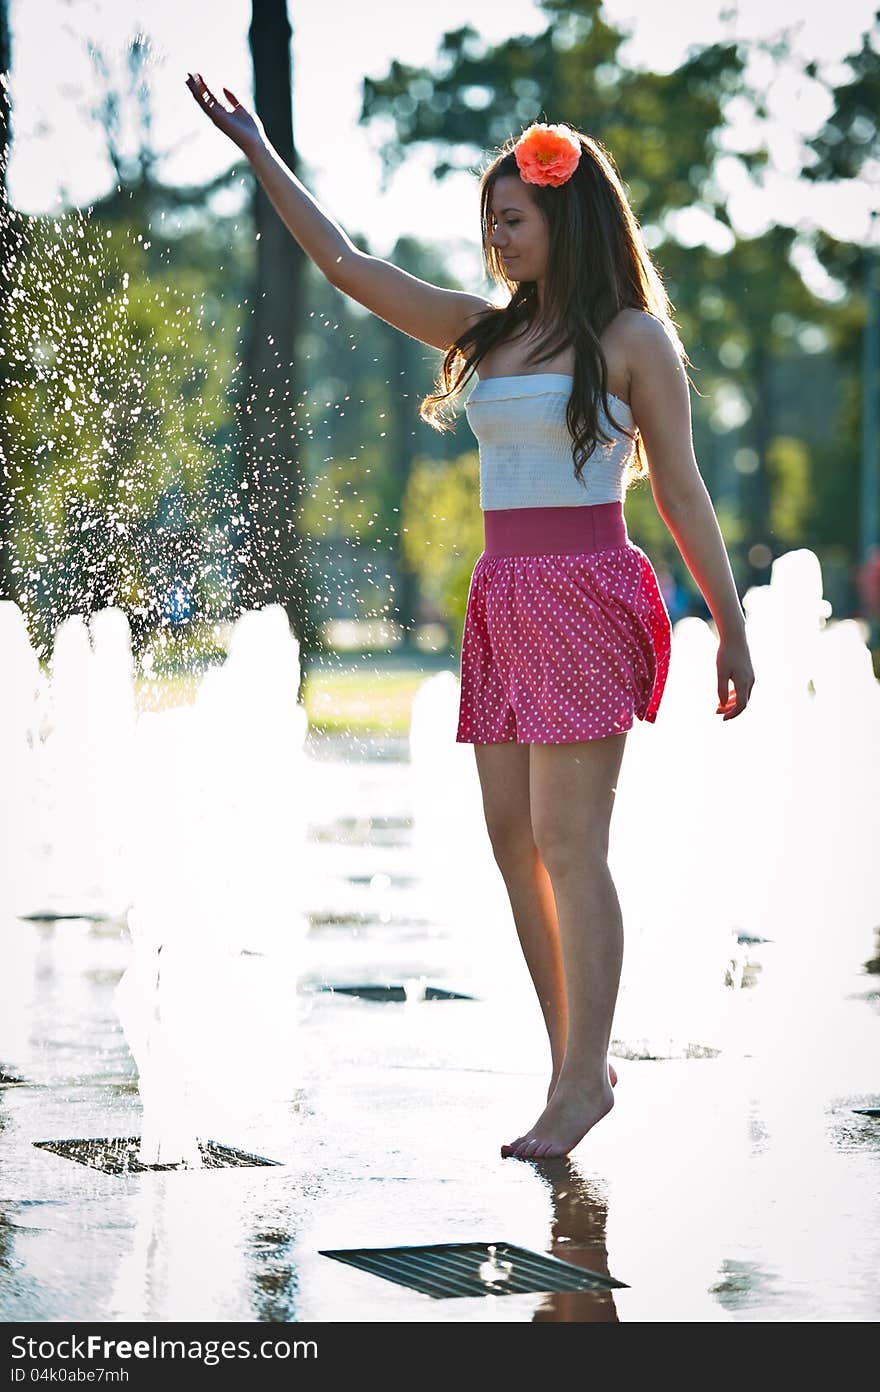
left=302, top=667, right=433, bottom=736
left=133, top=664, right=445, bottom=737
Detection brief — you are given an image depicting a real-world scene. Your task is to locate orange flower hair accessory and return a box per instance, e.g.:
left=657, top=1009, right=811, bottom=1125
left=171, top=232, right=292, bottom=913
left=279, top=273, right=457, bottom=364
left=514, top=122, right=581, bottom=187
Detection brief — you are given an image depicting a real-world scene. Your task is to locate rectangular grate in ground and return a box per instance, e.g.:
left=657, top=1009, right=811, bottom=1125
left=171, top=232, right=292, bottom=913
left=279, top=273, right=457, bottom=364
left=316, top=983, right=474, bottom=1002
left=33, top=1137, right=281, bottom=1174
left=18, top=912, right=111, bottom=923
left=319, top=1241, right=627, bottom=1299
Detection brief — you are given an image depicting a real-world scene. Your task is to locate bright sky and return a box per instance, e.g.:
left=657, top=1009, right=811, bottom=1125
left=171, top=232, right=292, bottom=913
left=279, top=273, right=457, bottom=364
left=7, top=0, right=880, bottom=288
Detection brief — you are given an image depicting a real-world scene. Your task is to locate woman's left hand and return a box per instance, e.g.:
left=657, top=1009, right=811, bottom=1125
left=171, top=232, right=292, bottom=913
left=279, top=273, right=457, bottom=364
left=716, top=631, right=755, bottom=720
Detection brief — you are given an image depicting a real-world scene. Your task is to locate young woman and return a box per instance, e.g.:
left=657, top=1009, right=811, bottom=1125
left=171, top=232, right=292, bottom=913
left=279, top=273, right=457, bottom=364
left=186, top=77, right=755, bottom=1160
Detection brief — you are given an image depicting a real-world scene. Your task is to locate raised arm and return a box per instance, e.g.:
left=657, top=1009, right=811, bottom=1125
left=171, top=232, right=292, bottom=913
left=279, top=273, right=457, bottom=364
left=185, top=72, right=494, bottom=352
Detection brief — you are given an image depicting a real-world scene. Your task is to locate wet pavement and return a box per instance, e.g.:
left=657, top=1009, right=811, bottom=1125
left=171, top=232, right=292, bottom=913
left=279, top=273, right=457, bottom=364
left=1, top=735, right=879, bottom=1322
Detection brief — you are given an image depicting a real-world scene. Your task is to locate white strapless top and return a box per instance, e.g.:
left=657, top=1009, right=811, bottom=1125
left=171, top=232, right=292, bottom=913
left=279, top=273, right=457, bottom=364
left=464, top=373, right=639, bottom=511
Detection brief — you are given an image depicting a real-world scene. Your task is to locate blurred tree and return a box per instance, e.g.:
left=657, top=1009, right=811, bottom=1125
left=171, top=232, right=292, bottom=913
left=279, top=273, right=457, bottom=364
left=801, top=12, right=880, bottom=184
left=0, top=211, right=238, bottom=656
left=360, top=0, right=761, bottom=222
left=358, top=0, right=868, bottom=613
left=766, top=436, right=812, bottom=546
left=376, top=239, right=429, bottom=648
left=246, top=0, right=319, bottom=676
left=294, top=235, right=476, bottom=640
left=0, top=30, right=258, bottom=653
left=802, top=10, right=880, bottom=628
left=400, top=446, right=482, bottom=652
left=83, top=33, right=249, bottom=226
left=354, top=235, right=466, bottom=645
left=651, top=226, right=839, bottom=585
left=2, top=15, right=486, bottom=649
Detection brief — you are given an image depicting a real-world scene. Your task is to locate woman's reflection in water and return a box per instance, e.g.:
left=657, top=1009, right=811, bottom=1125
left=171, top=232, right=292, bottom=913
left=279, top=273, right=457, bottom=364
left=532, top=1160, right=622, bottom=1323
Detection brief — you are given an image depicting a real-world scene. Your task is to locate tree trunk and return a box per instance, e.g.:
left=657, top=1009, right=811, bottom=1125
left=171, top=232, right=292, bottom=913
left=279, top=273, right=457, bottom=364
left=748, top=345, right=774, bottom=583
left=0, top=0, right=14, bottom=598
left=246, top=0, right=318, bottom=675
left=384, top=308, right=420, bottom=648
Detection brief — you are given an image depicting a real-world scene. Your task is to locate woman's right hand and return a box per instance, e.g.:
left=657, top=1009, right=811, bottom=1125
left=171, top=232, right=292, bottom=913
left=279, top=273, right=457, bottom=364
left=185, top=72, right=266, bottom=156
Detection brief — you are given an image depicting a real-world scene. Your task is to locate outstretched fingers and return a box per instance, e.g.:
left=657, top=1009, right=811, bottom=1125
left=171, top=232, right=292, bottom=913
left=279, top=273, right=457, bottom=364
left=186, top=72, right=223, bottom=115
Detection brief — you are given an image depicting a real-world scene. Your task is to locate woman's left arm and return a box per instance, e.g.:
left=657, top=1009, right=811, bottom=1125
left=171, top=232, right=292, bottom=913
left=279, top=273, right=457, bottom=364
left=626, top=312, right=755, bottom=721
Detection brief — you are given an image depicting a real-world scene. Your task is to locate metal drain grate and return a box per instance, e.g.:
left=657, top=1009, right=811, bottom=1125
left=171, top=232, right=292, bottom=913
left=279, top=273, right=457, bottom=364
left=319, top=1241, right=628, bottom=1299
left=19, top=911, right=111, bottom=923
left=317, top=983, right=474, bottom=1002
left=852, top=1107, right=880, bottom=1116
left=33, top=1137, right=281, bottom=1174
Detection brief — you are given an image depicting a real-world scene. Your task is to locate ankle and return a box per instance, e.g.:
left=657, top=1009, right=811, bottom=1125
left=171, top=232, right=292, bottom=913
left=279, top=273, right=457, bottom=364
left=554, top=1069, right=613, bottom=1098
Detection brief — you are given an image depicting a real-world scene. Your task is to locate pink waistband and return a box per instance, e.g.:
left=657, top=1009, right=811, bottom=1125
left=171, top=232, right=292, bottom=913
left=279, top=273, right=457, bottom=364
left=483, top=503, right=628, bottom=556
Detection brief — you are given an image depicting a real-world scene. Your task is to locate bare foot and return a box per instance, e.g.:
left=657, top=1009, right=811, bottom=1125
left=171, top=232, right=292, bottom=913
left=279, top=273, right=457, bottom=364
left=502, top=1079, right=615, bottom=1160
left=547, top=1058, right=617, bottom=1103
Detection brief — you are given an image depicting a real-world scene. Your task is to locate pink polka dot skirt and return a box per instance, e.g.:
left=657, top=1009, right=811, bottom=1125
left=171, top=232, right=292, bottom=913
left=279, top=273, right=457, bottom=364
left=455, top=505, right=672, bottom=745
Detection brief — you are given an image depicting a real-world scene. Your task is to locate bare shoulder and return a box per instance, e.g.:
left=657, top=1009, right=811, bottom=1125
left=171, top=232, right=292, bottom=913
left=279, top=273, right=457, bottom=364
left=622, top=310, right=702, bottom=511
left=618, top=307, right=679, bottom=361
left=619, top=308, right=687, bottom=398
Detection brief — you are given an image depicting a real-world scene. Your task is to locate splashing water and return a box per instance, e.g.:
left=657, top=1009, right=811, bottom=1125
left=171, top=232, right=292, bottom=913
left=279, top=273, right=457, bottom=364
left=1, top=598, right=310, bottom=1165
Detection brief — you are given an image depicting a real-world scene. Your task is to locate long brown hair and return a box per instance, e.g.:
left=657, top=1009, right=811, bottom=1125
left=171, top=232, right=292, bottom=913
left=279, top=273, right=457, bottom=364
left=419, top=127, right=695, bottom=489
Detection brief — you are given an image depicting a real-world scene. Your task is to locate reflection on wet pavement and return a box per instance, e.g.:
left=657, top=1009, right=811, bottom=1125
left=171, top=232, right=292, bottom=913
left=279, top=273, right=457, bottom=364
left=1, top=734, right=879, bottom=1322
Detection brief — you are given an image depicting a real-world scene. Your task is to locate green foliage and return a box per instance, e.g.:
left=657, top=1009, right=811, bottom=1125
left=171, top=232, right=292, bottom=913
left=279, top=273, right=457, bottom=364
left=400, top=446, right=482, bottom=648
left=300, top=439, right=392, bottom=540
left=360, top=0, right=752, bottom=224
left=766, top=435, right=812, bottom=545
left=619, top=474, right=677, bottom=555
left=803, top=11, right=880, bottom=182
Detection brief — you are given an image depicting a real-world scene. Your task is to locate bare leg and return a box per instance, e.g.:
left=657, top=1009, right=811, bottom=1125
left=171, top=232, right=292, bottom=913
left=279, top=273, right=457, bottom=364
left=501, top=733, right=627, bottom=1159
left=473, top=743, right=618, bottom=1100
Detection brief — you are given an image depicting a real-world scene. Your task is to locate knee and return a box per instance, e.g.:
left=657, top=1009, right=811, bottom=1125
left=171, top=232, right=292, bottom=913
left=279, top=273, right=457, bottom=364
left=485, top=812, right=538, bottom=876
left=533, top=817, right=610, bottom=877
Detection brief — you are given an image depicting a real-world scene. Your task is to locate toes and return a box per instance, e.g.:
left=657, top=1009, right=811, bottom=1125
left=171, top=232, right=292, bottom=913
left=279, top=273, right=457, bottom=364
left=505, top=1137, right=561, bottom=1160
left=503, top=1127, right=559, bottom=1160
